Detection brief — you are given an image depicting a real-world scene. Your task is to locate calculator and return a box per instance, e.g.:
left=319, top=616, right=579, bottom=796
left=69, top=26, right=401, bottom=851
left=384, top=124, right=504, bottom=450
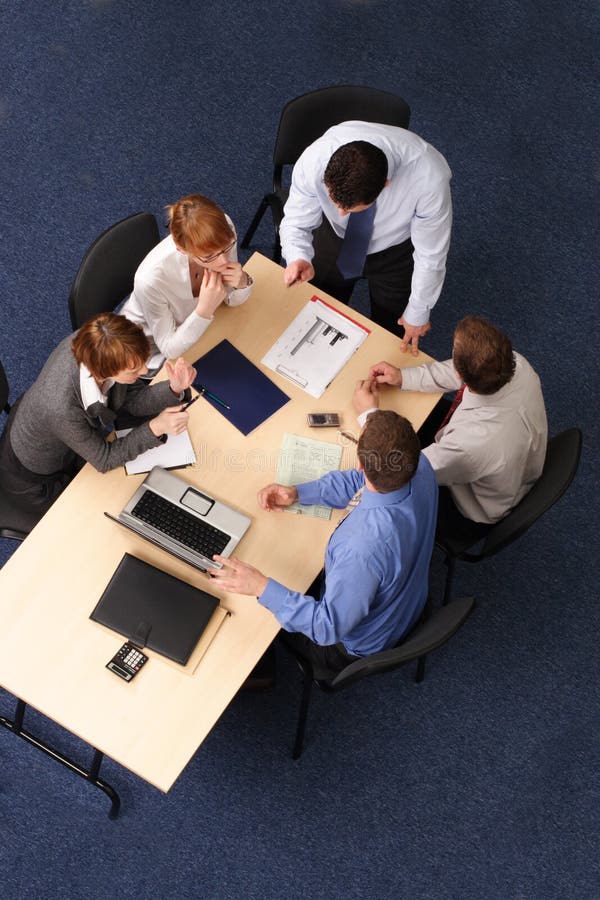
left=106, top=642, right=149, bottom=681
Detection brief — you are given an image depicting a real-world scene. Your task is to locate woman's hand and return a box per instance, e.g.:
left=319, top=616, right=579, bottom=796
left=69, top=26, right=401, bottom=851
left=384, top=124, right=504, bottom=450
left=149, top=405, right=189, bottom=437
left=220, top=261, right=247, bottom=289
left=165, top=358, right=196, bottom=394
left=195, top=268, right=226, bottom=318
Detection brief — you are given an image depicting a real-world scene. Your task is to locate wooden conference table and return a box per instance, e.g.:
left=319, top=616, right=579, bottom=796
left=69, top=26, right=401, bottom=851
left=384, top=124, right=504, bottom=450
left=0, top=253, right=441, bottom=814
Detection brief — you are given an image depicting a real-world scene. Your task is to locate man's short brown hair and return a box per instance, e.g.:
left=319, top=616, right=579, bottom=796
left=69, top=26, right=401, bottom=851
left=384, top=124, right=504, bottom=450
left=71, top=313, right=150, bottom=381
left=357, top=410, right=420, bottom=492
left=324, top=141, right=388, bottom=209
left=453, top=316, right=516, bottom=395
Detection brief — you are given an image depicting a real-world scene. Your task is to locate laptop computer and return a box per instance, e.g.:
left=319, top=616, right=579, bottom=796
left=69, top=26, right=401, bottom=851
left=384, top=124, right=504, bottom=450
left=104, top=466, right=251, bottom=573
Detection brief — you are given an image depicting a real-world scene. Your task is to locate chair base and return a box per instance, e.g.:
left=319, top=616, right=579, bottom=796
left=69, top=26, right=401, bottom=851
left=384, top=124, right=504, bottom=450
left=240, top=193, right=284, bottom=264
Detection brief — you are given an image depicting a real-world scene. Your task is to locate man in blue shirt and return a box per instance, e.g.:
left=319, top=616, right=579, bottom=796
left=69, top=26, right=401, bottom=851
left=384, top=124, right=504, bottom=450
left=213, top=411, right=438, bottom=677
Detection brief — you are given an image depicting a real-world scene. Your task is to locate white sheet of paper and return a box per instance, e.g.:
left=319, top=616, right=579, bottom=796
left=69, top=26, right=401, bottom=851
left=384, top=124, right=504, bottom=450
left=275, top=433, right=343, bottom=519
left=261, top=298, right=370, bottom=398
left=116, top=429, right=196, bottom=475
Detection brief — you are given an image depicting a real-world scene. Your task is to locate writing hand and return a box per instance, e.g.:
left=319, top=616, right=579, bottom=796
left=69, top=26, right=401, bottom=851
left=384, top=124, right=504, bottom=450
left=149, top=405, right=189, bottom=437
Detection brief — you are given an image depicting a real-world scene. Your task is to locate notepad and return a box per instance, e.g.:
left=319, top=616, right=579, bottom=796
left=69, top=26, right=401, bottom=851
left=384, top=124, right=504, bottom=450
left=117, top=429, right=196, bottom=475
left=193, top=339, right=290, bottom=435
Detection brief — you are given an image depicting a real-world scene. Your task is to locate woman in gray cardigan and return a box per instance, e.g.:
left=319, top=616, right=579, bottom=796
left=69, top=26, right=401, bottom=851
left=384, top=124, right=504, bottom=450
left=0, top=313, right=195, bottom=522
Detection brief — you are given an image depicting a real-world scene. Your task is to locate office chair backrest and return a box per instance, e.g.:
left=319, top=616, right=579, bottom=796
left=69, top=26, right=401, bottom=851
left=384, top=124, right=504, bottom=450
left=475, top=428, right=583, bottom=561
left=273, top=85, right=411, bottom=174
left=328, top=596, right=475, bottom=691
left=0, top=358, right=9, bottom=415
left=0, top=356, right=39, bottom=540
left=68, top=212, right=160, bottom=330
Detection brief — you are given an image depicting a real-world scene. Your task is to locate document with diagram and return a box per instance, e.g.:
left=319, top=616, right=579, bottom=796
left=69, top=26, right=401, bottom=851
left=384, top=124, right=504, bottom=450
left=262, top=296, right=370, bottom=398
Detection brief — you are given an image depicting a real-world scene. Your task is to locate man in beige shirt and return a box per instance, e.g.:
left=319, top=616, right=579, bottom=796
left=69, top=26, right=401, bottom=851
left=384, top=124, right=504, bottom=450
left=353, top=315, right=548, bottom=542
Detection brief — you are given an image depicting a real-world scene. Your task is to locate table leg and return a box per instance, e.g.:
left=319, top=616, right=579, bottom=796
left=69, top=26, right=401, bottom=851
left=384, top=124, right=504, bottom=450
left=0, top=698, right=121, bottom=819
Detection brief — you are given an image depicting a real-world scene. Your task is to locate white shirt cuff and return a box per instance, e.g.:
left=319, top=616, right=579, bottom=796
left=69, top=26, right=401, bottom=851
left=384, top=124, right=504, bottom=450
left=356, top=407, right=379, bottom=428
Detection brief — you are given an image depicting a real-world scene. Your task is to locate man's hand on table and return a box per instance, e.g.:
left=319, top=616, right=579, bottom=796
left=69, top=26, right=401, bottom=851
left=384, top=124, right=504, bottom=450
left=211, top=556, right=268, bottom=597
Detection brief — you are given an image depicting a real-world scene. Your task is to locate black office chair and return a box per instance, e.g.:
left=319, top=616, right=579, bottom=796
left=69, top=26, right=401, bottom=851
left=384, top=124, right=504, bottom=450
left=68, top=211, right=160, bottom=330
left=241, top=85, right=411, bottom=263
left=0, top=359, right=38, bottom=541
left=436, top=428, right=583, bottom=606
left=283, top=595, right=475, bottom=759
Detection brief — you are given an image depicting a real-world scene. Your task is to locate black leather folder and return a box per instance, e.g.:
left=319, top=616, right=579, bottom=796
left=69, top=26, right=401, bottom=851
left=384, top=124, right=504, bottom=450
left=90, top=553, right=219, bottom=665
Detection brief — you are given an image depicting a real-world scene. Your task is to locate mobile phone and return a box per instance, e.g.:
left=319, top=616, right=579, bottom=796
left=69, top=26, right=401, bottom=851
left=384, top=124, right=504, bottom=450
left=307, top=413, right=340, bottom=427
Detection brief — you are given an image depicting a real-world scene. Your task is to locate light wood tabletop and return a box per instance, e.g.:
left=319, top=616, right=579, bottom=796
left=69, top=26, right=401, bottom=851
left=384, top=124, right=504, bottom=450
left=0, top=252, right=442, bottom=792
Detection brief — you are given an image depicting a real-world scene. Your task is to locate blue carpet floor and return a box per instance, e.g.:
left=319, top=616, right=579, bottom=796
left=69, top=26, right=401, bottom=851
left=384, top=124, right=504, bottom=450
left=0, top=1, right=598, bottom=897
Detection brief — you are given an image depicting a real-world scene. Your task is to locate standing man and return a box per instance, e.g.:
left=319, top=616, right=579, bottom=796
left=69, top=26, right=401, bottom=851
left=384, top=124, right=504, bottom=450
left=353, top=316, right=548, bottom=544
left=279, top=121, right=452, bottom=354
left=212, top=411, right=438, bottom=677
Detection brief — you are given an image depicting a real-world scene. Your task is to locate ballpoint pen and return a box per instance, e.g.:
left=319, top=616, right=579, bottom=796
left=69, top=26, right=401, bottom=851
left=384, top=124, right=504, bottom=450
left=181, top=394, right=200, bottom=411
left=339, top=430, right=358, bottom=444
left=196, top=383, right=231, bottom=411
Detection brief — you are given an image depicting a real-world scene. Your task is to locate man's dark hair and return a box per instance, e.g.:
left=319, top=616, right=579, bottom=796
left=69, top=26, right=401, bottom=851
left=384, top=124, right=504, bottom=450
left=452, top=316, right=516, bottom=395
left=357, top=410, right=420, bottom=493
left=324, top=141, right=388, bottom=209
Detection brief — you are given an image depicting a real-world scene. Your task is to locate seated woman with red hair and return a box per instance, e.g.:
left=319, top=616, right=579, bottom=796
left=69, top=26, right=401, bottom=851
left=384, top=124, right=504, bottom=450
left=121, top=194, right=254, bottom=369
left=0, top=313, right=196, bottom=523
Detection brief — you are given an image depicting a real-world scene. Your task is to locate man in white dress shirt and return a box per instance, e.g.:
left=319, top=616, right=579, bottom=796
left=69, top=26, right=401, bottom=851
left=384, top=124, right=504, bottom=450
left=353, top=316, right=548, bottom=542
left=279, top=121, right=452, bottom=354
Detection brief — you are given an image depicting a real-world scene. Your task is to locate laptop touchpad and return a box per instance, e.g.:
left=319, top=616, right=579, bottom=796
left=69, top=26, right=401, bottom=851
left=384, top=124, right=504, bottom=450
left=180, top=488, right=214, bottom=517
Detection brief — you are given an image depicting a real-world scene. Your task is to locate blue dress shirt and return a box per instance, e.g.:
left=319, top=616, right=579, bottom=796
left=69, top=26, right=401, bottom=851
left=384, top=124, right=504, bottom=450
left=259, top=455, right=438, bottom=656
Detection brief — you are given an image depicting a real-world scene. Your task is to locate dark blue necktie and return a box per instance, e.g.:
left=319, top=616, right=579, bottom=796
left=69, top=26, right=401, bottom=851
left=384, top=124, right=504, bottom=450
left=336, top=204, right=376, bottom=280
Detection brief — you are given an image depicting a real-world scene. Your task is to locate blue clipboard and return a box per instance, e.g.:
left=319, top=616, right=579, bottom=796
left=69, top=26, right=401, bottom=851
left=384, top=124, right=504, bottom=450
left=193, top=340, right=290, bottom=436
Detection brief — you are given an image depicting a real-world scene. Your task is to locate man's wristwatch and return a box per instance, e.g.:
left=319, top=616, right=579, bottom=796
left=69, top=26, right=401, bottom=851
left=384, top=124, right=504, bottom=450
left=241, top=272, right=253, bottom=289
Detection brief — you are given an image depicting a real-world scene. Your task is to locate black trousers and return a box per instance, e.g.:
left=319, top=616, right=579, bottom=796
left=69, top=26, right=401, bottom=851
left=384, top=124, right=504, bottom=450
left=310, top=217, right=414, bottom=336
left=277, top=569, right=360, bottom=680
left=0, top=398, right=82, bottom=522
left=279, top=630, right=360, bottom=681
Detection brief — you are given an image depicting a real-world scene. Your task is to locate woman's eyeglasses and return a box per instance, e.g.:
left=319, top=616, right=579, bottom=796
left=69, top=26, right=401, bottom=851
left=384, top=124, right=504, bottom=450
left=194, top=239, right=237, bottom=265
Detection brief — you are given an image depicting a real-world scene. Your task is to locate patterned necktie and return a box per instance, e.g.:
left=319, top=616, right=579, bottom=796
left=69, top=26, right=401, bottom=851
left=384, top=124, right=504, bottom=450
left=336, top=204, right=376, bottom=280
left=437, top=384, right=466, bottom=435
left=334, top=486, right=365, bottom=530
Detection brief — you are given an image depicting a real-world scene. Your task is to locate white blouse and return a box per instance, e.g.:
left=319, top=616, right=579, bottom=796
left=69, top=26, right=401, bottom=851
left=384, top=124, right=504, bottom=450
left=122, top=218, right=253, bottom=367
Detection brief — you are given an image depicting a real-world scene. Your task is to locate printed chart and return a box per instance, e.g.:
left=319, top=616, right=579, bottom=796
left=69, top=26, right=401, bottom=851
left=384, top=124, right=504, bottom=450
left=262, top=297, right=370, bottom=398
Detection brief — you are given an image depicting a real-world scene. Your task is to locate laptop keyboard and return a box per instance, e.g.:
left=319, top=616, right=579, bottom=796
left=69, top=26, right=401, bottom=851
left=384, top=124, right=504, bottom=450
left=131, top=490, right=230, bottom=559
